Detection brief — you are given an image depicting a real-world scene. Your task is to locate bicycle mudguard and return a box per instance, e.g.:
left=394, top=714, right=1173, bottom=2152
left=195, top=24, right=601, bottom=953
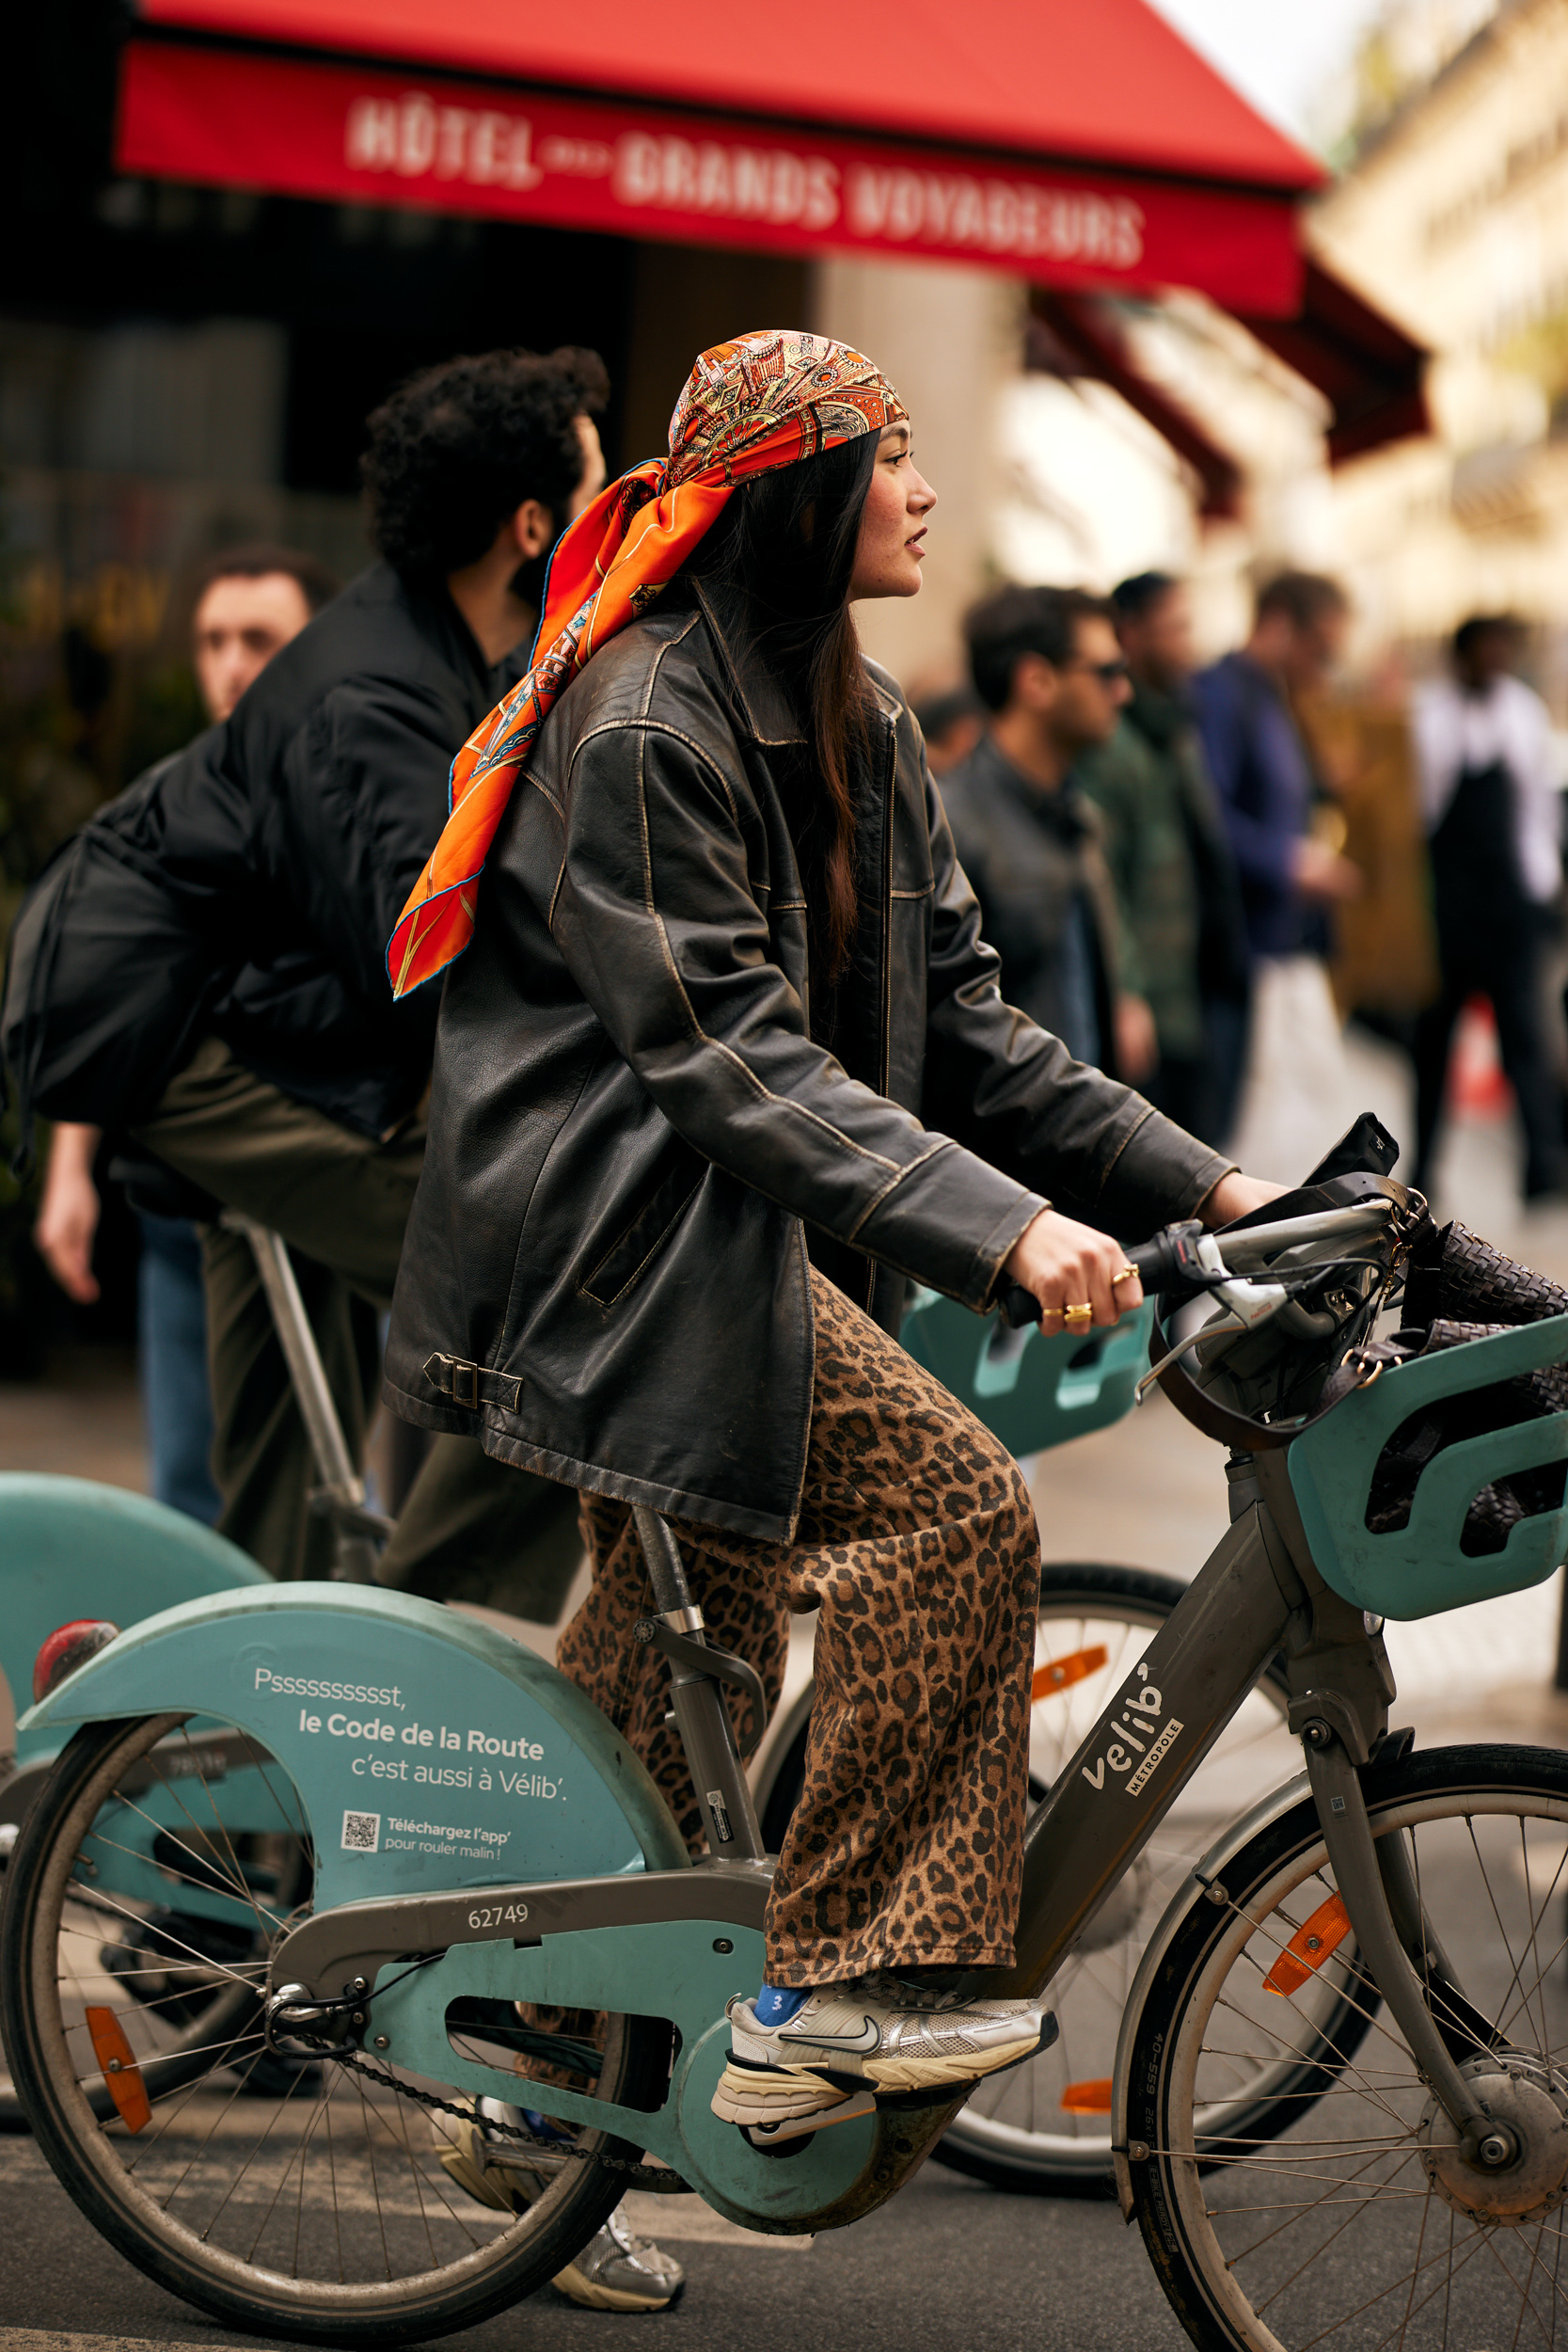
left=21, top=1579, right=958, bottom=2234
left=19, top=1581, right=688, bottom=1907
left=0, top=1474, right=267, bottom=1771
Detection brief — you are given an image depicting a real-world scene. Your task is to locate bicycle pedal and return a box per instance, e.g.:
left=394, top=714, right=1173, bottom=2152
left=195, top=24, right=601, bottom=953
left=741, top=2090, right=876, bottom=2148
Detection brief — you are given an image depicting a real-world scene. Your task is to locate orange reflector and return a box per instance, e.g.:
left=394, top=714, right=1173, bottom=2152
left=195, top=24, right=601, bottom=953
left=1032, top=1645, right=1109, bottom=1703
left=1263, top=1892, right=1353, bottom=1996
left=1059, top=2077, right=1114, bottom=2115
left=84, top=2007, right=151, bottom=2133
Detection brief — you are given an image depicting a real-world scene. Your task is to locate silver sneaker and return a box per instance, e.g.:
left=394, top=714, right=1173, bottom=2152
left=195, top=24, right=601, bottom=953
left=710, top=1977, right=1054, bottom=2130
left=553, top=2204, right=686, bottom=2312
left=432, top=2103, right=684, bottom=2310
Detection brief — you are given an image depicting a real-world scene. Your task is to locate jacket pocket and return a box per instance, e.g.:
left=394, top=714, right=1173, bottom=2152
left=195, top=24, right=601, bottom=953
left=578, top=1145, right=705, bottom=1307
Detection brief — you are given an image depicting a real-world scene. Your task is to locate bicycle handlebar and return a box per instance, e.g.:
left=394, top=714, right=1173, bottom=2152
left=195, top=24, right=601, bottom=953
left=996, top=1199, right=1398, bottom=1332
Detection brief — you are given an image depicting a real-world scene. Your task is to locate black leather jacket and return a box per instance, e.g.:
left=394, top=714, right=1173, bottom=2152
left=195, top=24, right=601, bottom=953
left=175, top=564, right=519, bottom=1137
left=385, top=580, right=1228, bottom=1541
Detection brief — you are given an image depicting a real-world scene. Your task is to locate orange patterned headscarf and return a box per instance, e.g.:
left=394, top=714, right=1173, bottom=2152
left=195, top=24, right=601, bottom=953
left=387, top=328, right=906, bottom=999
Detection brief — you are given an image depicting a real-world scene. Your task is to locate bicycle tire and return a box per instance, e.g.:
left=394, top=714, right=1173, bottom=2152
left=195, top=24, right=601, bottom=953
left=1, top=1710, right=671, bottom=2345
left=1125, top=1743, right=1568, bottom=2352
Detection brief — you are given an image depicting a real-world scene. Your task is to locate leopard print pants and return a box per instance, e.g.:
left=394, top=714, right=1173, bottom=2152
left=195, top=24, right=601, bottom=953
left=556, top=1268, right=1042, bottom=1986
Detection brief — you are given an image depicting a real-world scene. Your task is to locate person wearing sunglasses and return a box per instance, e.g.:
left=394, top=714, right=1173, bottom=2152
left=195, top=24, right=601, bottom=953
left=940, top=584, right=1157, bottom=1085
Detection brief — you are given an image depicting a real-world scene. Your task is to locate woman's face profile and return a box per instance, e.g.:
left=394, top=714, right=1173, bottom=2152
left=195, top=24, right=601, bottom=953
left=849, top=423, right=936, bottom=601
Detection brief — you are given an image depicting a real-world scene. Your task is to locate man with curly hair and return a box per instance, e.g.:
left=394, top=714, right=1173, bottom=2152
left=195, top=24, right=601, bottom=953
left=124, top=348, right=608, bottom=1605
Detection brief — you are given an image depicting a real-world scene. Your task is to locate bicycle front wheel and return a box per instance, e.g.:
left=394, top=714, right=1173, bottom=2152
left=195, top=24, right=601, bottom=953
left=1126, top=1742, right=1568, bottom=2352
left=1, top=1710, right=669, bottom=2345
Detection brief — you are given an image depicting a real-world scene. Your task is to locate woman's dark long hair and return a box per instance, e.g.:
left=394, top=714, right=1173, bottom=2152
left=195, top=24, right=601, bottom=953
left=687, top=432, right=879, bottom=981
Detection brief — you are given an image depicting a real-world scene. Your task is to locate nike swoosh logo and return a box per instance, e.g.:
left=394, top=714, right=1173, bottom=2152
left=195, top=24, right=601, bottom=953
left=778, top=2015, right=880, bottom=2055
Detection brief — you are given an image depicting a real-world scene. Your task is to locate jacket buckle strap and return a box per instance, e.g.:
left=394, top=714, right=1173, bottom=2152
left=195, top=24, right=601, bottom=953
left=423, top=1353, right=522, bottom=1413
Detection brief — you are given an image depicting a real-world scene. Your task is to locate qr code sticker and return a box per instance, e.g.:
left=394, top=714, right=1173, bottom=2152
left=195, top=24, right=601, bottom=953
left=341, top=1809, right=381, bottom=1853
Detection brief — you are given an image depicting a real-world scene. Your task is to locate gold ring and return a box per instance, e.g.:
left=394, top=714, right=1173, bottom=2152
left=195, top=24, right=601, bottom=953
left=1111, top=1264, right=1139, bottom=1286
left=1062, top=1302, right=1093, bottom=1326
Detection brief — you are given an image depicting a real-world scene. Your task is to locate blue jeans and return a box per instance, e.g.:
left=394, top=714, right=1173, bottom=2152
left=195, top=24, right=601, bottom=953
left=137, top=1213, right=221, bottom=1526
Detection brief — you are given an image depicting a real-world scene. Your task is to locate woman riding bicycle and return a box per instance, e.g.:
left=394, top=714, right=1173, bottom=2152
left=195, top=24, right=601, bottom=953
left=383, top=329, right=1275, bottom=2136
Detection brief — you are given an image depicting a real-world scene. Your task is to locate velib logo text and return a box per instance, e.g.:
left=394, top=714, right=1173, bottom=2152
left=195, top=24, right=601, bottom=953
left=1081, top=1664, right=1182, bottom=1795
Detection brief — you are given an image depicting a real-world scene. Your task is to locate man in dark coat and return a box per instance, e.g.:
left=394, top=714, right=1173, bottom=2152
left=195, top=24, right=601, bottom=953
left=940, top=584, right=1155, bottom=1084
left=127, top=347, right=609, bottom=1603
left=1188, top=570, right=1361, bottom=1163
left=1078, top=572, right=1249, bottom=1148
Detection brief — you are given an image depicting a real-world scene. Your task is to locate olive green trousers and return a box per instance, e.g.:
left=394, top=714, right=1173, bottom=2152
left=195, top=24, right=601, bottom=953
left=134, top=1038, right=581, bottom=1619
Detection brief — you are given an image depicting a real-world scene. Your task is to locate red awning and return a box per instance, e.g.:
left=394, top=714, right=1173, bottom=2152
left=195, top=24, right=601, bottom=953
left=115, top=1, right=1323, bottom=317
left=1028, top=293, right=1245, bottom=519
left=1234, top=260, right=1432, bottom=466
left=131, top=0, right=1323, bottom=190
left=1028, top=273, right=1430, bottom=497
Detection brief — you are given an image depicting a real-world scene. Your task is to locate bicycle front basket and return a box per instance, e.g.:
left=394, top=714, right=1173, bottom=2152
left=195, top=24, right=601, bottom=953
left=899, top=1291, right=1154, bottom=1459
left=1287, top=1313, right=1568, bottom=1619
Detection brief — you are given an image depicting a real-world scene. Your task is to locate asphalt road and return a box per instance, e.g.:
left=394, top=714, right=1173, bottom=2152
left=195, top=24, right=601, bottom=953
left=0, top=2128, right=1190, bottom=2352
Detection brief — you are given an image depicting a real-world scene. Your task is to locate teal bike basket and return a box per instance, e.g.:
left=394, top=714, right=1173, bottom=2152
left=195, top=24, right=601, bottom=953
left=900, top=1291, right=1154, bottom=1457
left=1288, top=1313, right=1568, bottom=1619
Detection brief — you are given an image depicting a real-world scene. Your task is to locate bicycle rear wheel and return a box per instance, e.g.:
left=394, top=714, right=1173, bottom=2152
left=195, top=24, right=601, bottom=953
left=1126, top=1743, right=1568, bottom=2352
left=1, top=1735, right=309, bottom=2132
left=1, top=1710, right=669, bottom=2344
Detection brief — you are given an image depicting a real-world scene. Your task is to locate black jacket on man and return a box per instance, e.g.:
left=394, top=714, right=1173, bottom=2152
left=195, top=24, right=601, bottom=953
left=940, top=732, right=1125, bottom=1069
left=132, top=564, right=515, bottom=1139
left=386, top=579, right=1229, bottom=1544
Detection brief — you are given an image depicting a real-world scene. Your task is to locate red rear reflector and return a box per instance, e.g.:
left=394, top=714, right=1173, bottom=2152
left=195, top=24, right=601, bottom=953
left=1060, top=2077, right=1113, bottom=2114
left=32, top=1620, right=119, bottom=1707
left=1032, top=1645, right=1109, bottom=1703
left=84, top=2007, right=151, bottom=2133
left=1263, top=1892, right=1353, bottom=1996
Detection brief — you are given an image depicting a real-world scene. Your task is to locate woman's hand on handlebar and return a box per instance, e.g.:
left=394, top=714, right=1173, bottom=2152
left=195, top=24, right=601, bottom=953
left=1002, top=1209, right=1143, bottom=1330
left=1198, top=1171, right=1288, bottom=1228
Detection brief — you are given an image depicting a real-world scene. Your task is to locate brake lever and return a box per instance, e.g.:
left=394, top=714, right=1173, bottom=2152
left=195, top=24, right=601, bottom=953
left=1133, top=1235, right=1289, bottom=1402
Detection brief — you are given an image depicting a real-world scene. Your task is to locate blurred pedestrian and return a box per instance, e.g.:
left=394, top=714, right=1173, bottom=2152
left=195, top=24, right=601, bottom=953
left=1411, top=615, right=1564, bottom=1201
left=1191, top=570, right=1361, bottom=1178
left=1297, top=650, right=1439, bottom=1043
left=33, top=544, right=338, bottom=1523
left=911, top=681, right=983, bottom=776
left=942, top=584, right=1156, bottom=1081
left=1078, top=571, right=1249, bottom=1148
left=15, top=348, right=608, bottom=1604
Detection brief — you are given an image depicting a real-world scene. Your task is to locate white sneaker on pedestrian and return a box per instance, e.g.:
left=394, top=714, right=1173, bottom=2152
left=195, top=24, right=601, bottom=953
left=553, top=2204, right=686, bottom=2312
left=432, top=2102, right=685, bottom=2309
left=709, top=1975, right=1054, bottom=2131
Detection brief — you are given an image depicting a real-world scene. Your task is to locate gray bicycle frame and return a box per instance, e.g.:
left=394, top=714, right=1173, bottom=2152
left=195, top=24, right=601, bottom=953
left=280, top=1419, right=1515, bottom=2177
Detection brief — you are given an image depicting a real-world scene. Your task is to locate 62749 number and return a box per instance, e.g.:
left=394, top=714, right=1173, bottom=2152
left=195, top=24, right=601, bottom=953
left=467, top=1902, right=531, bottom=1931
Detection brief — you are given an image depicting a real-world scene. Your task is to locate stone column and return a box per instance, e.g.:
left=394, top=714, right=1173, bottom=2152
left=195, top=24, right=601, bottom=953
left=812, top=257, right=1023, bottom=693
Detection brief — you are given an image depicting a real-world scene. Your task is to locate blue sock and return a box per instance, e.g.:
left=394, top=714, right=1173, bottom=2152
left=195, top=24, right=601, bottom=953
left=752, top=1983, right=809, bottom=2026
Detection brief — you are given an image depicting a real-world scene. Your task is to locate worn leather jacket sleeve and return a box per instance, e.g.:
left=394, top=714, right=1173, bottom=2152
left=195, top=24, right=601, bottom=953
left=921, top=772, right=1232, bottom=1236
left=549, top=722, right=1046, bottom=1311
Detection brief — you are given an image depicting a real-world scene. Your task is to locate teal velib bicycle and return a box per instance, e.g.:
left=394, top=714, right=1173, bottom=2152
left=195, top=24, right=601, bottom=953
left=8, top=1137, right=1568, bottom=2349
left=0, top=1168, right=1293, bottom=2192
